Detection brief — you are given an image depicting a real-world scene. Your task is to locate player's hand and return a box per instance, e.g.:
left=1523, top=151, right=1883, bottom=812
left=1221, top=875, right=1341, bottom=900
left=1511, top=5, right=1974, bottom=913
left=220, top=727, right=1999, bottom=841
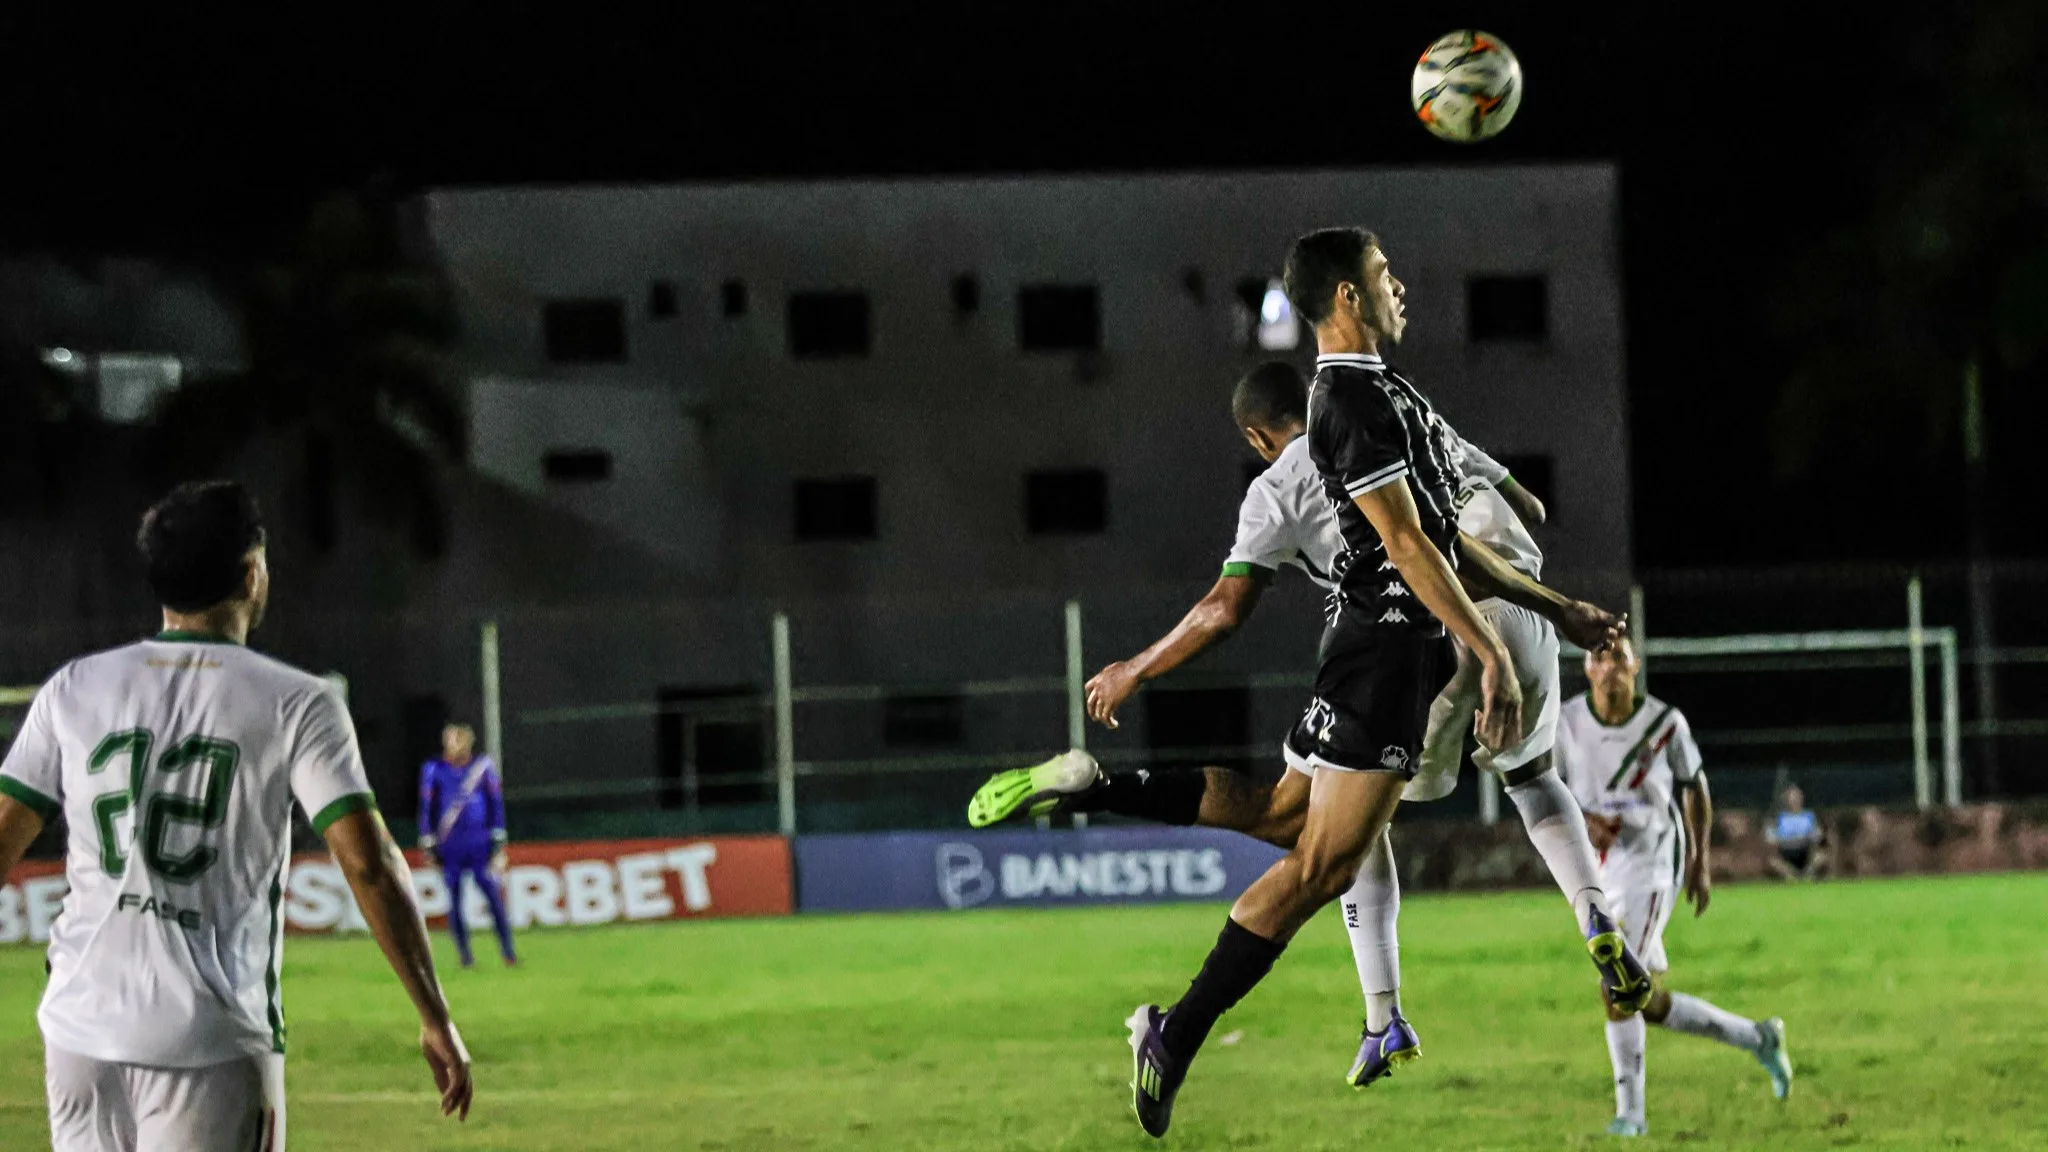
left=489, top=850, right=509, bottom=878
left=1558, top=602, right=1628, bottom=655
left=1585, top=812, right=1621, bottom=852
left=421, top=1019, right=474, bottom=1120
left=1085, top=662, right=1141, bottom=730
left=1474, top=650, right=1523, bottom=752
left=1684, top=852, right=1713, bottom=918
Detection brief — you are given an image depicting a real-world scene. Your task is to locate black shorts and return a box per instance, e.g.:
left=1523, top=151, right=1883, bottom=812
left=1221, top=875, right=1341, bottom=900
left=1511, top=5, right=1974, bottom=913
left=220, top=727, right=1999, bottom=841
left=1284, top=627, right=1455, bottom=776
left=1778, top=844, right=1813, bottom=871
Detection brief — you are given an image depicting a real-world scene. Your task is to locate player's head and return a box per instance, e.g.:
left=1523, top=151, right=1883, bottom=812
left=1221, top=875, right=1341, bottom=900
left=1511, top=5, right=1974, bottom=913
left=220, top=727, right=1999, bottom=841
left=1783, top=785, right=1805, bottom=811
left=137, top=480, right=269, bottom=631
left=1583, top=635, right=1639, bottom=697
left=1283, top=227, right=1406, bottom=347
left=1232, top=361, right=1308, bottom=463
left=443, top=723, right=475, bottom=761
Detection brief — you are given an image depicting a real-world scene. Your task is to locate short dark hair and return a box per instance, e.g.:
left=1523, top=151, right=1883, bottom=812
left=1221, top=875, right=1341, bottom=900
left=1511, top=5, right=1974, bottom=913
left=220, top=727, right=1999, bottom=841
left=1283, top=227, right=1380, bottom=325
left=1232, top=361, right=1307, bottom=431
left=137, top=481, right=267, bottom=612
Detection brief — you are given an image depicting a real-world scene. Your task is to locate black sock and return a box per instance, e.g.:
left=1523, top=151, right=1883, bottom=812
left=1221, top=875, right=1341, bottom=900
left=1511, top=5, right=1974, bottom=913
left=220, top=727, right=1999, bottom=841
left=1160, top=918, right=1285, bottom=1066
left=1069, top=768, right=1207, bottom=825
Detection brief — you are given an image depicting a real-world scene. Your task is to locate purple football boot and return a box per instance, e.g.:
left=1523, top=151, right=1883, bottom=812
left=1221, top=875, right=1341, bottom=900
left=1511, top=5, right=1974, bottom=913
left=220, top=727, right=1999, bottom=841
left=1125, top=1004, right=1185, bottom=1138
left=1585, top=906, right=1653, bottom=1015
left=1346, top=1011, right=1422, bottom=1087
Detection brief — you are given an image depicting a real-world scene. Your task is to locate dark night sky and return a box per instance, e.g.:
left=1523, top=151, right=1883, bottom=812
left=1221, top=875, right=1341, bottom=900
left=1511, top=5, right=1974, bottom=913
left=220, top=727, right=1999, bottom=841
left=3, top=6, right=2035, bottom=570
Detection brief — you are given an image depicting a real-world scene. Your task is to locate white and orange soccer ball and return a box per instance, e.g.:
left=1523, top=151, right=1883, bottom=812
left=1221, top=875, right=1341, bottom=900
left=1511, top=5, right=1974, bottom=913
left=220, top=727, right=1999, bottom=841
left=1411, top=30, right=1523, bottom=143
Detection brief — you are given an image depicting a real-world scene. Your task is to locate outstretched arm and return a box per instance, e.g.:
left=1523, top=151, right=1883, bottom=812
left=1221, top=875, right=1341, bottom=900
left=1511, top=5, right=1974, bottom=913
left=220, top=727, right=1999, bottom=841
left=1085, top=574, right=1266, bottom=729
left=0, top=796, right=45, bottom=884
left=1355, top=480, right=1521, bottom=749
left=1454, top=533, right=1627, bottom=652
left=1499, top=477, right=1547, bottom=526
left=323, top=808, right=475, bottom=1119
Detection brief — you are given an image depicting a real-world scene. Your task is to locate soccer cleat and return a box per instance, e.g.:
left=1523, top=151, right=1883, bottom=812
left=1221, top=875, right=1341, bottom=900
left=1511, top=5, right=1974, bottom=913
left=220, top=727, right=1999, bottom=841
left=966, top=749, right=1104, bottom=828
left=1585, top=907, right=1653, bottom=1015
left=1346, top=1012, right=1422, bottom=1088
left=1606, top=1117, right=1648, bottom=1138
left=1126, top=1004, right=1185, bottom=1139
left=1754, top=1016, right=1794, bottom=1099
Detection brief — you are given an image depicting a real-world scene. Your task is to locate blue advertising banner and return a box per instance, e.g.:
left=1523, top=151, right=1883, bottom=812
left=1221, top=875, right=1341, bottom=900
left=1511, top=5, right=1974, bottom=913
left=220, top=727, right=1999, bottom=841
left=794, top=826, right=1287, bottom=913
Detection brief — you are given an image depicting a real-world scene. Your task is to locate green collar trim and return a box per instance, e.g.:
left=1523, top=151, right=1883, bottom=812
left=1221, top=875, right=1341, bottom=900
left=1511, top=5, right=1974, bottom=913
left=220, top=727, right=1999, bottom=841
left=154, top=630, right=239, bottom=645
left=1589, top=694, right=1645, bottom=730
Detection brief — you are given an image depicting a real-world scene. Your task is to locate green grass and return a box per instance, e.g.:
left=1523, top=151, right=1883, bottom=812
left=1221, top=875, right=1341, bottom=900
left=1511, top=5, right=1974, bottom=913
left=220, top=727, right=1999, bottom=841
left=4, top=874, right=2046, bottom=1150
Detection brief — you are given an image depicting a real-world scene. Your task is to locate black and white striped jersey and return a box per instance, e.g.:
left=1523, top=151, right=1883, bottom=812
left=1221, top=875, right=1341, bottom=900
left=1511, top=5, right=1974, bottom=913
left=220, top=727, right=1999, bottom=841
left=1306, top=352, right=1461, bottom=636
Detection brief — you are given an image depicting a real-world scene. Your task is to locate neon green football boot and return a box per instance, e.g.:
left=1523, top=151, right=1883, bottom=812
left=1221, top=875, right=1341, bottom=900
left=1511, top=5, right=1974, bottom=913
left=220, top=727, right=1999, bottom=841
left=966, top=749, right=1104, bottom=828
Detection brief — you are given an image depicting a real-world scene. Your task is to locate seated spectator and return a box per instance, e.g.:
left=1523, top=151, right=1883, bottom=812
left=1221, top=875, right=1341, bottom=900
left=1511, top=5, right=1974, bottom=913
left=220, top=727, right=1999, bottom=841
left=1764, top=785, right=1828, bottom=881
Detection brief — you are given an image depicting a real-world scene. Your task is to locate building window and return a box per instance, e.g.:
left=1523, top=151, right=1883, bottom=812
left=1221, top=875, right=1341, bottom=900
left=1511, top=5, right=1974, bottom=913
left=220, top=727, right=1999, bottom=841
left=543, top=299, right=628, bottom=363
left=1025, top=469, right=1108, bottom=535
left=951, top=274, right=980, bottom=317
left=649, top=281, right=678, bottom=319
left=1018, top=285, right=1101, bottom=351
left=542, top=449, right=613, bottom=483
left=1468, top=275, right=1548, bottom=342
left=883, top=695, right=965, bottom=747
left=788, top=292, right=872, bottom=358
left=722, top=280, right=749, bottom=318
left=794, top=477, right=878, bottom=541
left=1498, top=454, right=1556, bottom=517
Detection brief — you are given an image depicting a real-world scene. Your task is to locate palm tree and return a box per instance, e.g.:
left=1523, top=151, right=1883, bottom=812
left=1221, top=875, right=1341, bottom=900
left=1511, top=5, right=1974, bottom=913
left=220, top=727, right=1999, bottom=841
left=149, top=178, right=467, bottom=555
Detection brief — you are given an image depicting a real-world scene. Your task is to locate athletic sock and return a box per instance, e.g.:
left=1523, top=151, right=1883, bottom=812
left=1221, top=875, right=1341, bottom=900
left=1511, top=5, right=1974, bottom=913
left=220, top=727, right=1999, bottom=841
left=1161, top=918, right=1285, bottom=1066
left=1659, top=993, right=1763, bottom=1052
left=1506, top=770, right=1607, bottom=932
left=1606, top=1014, right=1647, bottom=1126
left=1069, top=768, right=1207, bottom=826
left=1340, top=832, right=1402, bottom=1030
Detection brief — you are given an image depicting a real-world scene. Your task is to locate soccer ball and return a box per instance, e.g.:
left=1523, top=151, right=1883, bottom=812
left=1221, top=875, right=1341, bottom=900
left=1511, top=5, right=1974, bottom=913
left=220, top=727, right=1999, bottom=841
left=1411, top=30, right=1523, bottom=143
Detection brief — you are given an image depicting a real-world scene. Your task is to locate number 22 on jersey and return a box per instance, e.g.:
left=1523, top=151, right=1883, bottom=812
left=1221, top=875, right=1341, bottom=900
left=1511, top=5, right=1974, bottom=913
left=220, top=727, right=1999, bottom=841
left=87, top=728, right=240, bottom=881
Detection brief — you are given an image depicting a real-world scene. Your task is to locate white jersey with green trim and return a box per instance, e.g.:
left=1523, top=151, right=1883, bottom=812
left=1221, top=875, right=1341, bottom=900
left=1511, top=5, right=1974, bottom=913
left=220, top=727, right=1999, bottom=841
left=1222, top=424, right=1540, bottom=589
left=0, top=632, right=375, bottom=1068
left=1556, top=692, right=1703, bottom=863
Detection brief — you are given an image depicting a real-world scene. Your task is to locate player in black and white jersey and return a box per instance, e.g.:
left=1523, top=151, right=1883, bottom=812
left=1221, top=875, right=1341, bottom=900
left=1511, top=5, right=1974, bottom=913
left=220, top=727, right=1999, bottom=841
left=1110, top=228, right=1647, bottom=1137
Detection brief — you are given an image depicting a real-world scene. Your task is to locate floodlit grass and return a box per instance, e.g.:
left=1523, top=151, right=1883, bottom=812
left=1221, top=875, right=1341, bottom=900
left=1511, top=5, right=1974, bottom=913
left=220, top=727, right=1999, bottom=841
left=4, top=873, right=2045, bottom=1149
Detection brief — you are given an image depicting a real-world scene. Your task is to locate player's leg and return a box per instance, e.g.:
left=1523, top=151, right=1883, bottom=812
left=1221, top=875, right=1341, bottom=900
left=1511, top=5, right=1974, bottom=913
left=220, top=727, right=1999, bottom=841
left=443, top=857, right=476, bottom=968
left=1338, top=827, right=1421, bottom=1087
left=1598, top=873, right=1658, bottom=1137
left=45, top=1046, right=138, bottom=1152
left=471, top=859, right=519, bottom=965
left=967, top=750, right=1305, bottom=848
left=127, top=1054, right=274, bottom=1152
left=1645, top=979, right=1793, bottom=1099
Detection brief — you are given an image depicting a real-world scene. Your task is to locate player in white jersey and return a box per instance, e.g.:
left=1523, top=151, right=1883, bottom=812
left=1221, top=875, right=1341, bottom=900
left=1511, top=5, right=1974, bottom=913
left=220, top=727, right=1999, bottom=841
left=0, top=481, right=473, bottom=1151
left=1557, top=636, right=1793, bottom=1138
left=966, top=360, right=1649, bottom=1081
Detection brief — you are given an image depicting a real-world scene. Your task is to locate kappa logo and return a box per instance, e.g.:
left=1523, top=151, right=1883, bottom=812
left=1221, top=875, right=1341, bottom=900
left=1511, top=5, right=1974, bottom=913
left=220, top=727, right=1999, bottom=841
left=1378, top=559, right=1397, bottom=572
left=1378, top=608, right=1410, bottom=625
left=1379, top=746, right=1412, bottom=772
left=1383, top=582, right=1410, bottom=597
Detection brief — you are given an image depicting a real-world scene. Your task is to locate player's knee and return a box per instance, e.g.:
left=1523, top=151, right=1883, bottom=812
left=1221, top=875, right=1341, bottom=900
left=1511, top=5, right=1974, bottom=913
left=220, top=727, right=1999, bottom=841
left=1295, top=843, right=1364, bottom=903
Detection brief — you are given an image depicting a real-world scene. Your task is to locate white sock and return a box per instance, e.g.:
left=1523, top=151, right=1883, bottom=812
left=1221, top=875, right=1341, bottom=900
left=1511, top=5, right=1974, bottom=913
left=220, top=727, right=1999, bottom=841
left=1507, top=769, right=1607, bottom=932
left=1660, top=992, right=1762, bottom=1052
left=1606, top=1014, right=1647, bottom=1125
left=1340, top=830, right=1401, bottom=1030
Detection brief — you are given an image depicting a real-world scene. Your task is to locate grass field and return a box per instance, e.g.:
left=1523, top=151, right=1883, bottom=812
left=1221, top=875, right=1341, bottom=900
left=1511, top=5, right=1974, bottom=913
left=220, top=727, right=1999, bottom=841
left=3, top=873, right=2044, bottom=1150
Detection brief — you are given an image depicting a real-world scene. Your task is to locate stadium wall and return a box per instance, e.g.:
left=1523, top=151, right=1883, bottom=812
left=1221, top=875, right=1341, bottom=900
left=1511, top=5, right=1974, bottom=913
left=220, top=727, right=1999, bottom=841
left=6, top=804, right=2045, bottom=945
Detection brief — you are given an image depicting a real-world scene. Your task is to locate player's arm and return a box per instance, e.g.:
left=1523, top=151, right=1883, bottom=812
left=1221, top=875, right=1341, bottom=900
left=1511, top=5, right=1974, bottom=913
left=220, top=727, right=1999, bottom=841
left=417, top=765, right=438, bottom=862
left=1498, top=477, right=1546, bottom=526
left=1454, top=532, right=1626, bottom=652
left=321, top=809, right=474, bottom=1117
left=484, top=766, right=508, bottom=869
left=0, top=796, right=45, bottom=883
left=1354, top=479, right=1521, bottom=749
left=1672, top=712, right=1711, bottom=916
left=1085, top=573, right=1266, bottom=729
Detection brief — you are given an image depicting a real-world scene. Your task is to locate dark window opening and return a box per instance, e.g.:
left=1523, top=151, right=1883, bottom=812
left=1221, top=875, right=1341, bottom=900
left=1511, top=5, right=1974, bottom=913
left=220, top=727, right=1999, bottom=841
left=1468, top=275, right=1548, bottom=342
left=795, top=477, right=878, bottom=541
left=1145, top=686, right=1253, bottom=774
left=543, top=449, right=613, bottom=483
left=788, top=292, right=872, bottom=358
left=883, top=695, right=965, bottom=748
left=543, top=299, right=627, bottom=363
left=721, top=280, right=748, bottom=318
left=655, top=687, right=767, bottom=810
left=951, top=274, right=980, bottom=317
left=1018, top=284, right=1101, bottom=351
left=1026, top=469, right=1108, bottom=535
left=1497, top=454, right=1556, bottom=518
left=649, top=281, right=678, bottom=319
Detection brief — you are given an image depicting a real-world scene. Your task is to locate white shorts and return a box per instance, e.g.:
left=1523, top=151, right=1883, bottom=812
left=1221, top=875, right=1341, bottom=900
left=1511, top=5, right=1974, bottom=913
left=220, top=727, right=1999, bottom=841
left=1279, top=600, right=1558, bottom=796
left=46, top=1046, right=285, bottom=1152
left=1600, top=834, right=1688, bottom=974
